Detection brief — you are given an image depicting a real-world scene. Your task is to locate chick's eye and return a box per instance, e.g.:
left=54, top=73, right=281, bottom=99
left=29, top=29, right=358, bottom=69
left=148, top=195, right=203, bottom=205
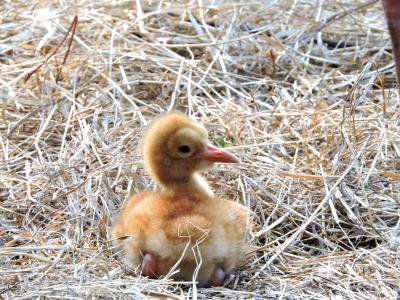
left=177, top=145, right=191, bottom=154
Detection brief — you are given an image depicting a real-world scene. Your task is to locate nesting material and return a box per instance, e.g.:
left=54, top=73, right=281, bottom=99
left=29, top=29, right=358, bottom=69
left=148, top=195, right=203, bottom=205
left=1, top=0, right=399, bottom=299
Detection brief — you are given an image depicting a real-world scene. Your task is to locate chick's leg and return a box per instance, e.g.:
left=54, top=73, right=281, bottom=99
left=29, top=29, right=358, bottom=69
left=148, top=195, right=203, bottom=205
left=142, top=253, right=158, bottom=278
left=210, top=266, right=225, bottom=286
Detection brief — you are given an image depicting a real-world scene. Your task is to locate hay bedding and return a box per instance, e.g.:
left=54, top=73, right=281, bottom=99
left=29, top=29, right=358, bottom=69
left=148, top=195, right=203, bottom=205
left=0, top=0, right=399, bottom=299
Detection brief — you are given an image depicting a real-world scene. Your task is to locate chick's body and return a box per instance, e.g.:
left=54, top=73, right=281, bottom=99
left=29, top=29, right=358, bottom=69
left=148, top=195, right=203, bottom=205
left=112, top=188, right=247, bottom=285
left=111, top=112, right=248, bottom=286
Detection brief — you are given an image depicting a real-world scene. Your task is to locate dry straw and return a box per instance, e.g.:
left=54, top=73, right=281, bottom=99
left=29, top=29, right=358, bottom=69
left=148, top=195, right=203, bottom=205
left=1, top=0, right=399, bottom=299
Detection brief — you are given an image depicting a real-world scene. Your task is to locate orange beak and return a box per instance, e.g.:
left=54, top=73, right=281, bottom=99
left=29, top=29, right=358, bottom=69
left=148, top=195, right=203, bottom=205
left=202, top=145, right=239, bottom=163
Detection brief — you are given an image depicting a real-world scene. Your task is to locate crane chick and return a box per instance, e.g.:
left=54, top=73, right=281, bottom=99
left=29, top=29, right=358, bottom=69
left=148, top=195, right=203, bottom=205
left=111, top=111, right=248, bottom=287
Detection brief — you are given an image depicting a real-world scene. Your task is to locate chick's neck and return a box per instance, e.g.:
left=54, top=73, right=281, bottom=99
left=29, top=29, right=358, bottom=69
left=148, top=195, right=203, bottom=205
left=156, top=172, right=214, bottom=198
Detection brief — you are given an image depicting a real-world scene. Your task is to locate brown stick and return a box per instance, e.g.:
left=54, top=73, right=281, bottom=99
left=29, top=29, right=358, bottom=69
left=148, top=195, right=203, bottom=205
left=382, top=0, right=400, bottom=100
left=24, top=15, right=78, bottom=83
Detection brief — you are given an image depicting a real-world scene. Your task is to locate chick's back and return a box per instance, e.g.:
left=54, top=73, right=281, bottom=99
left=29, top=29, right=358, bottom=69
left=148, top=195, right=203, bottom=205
left=111, top=190, right=248, bottom=285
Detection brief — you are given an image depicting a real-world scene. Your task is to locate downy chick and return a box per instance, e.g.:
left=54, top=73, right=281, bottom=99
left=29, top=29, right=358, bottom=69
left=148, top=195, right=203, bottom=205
left=111, top=111, right=248, bottom=287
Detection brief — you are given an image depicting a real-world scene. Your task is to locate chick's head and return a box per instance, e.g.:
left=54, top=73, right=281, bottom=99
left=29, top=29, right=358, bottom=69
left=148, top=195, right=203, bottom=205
left=142, top=111, right=238, bottom=188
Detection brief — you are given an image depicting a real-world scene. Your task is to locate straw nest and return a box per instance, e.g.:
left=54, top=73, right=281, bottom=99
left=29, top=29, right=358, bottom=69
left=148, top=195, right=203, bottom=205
left=1, top=0, right=399, bottom=299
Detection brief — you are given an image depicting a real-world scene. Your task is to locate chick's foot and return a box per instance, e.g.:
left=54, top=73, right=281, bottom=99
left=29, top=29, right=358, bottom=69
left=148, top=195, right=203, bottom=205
left=142, top=253, right=158, bottom=278
left=210, top=267, right=225, bottom=286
